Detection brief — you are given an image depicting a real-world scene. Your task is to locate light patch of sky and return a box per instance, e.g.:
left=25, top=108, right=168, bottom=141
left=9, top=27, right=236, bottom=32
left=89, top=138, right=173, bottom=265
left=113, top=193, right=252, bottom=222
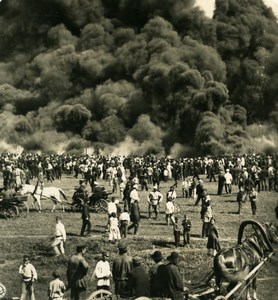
left=195, top=0, right=278, bottom=18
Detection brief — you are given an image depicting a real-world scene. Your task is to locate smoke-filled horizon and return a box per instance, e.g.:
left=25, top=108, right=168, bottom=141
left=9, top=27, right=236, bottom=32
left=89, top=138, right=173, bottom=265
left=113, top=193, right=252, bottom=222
left=0, top=0, right=278, bottom=157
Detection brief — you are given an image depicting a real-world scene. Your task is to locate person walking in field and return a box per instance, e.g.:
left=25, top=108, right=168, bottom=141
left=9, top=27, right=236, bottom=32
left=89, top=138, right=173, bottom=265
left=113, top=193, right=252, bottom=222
left=52, top=216, right=66, bottom=257
left=19, top=255, right=38, bottom=300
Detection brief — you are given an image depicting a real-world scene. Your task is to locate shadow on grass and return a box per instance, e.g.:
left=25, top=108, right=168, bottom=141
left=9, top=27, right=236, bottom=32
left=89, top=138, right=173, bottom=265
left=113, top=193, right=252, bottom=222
left=151, top=239, right=176, bottom=248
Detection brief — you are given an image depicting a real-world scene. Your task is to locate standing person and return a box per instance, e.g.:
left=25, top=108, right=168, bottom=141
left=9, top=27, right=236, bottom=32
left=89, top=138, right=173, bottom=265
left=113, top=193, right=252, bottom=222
left=112, top=240, right=133, bottom=298
left=217, top=170, right=225, bottom=195
left=19, top=255, right=38, bottom=300
left=206, top=218, right=221, bottom=257
left=181, top=214, right=192, bottom=247
left=173, top=217, right=182, bottom=247
left=48, top=269, right=66, bottom=300
left=108, top=212, right=121, bottom=243
left=67, top=245, right=89, bottom=300
left=128, top=198, right=140, bottom=235
left=127, top=257, right=150, bottom=298
left=52, top=216, right=66, bottom=257
left=194, top=180, right=205, bottom=206
left=128, top=185, right=140, bottom=235
left=149, top=251, right=164, bottom=297
left=80, top=199, right=92, bottom=237
left=236, top=187, right=245, bottom=215
left=94, top=252, right=112, bottom=291
left=163, top=252, right=185, bottom=300
left=201, top=200, right=213, bottom=238
left=107, top=197, right=118, bottom=230
left=165, top=198, right=175, bottom=226
left=249, top=187, right=258, bottom=215
left=181, top=178, right=189, bottom=198
left=166, top=186, right=177, bottom=203
left=224, top=169, right=233, bottom=194
left=119, top=207, right=130, bottom=238
left=147, top=185, right=163, bottom=219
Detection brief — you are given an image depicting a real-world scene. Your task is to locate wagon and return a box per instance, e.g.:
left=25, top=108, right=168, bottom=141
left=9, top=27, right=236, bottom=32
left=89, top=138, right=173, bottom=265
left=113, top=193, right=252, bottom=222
left=0, top=195, right=29, bottom=219
left=71, top=188, right=109, bottom=213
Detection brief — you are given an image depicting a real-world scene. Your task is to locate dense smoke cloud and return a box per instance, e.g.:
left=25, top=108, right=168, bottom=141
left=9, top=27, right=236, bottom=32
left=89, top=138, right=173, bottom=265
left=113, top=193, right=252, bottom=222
left=0, top=0, right=278, bottom=155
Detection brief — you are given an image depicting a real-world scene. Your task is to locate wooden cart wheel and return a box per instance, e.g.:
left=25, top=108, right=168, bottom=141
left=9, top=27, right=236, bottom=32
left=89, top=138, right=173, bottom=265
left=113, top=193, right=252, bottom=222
left=4, top=205, right=19, bottom=219
left=94, top=199, right=108, bottom=213
left=87, top=289, right=112, bottom=300
left=18, top=202, right=29, bottom=218
left=214, top=296, right=226, bottom=300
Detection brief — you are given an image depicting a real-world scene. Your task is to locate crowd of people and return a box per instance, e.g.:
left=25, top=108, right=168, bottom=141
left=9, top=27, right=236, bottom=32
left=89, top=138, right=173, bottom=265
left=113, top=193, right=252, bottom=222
left=2, top=152, right=278, bottom=299
left=20, top=241, right=190, bottom=300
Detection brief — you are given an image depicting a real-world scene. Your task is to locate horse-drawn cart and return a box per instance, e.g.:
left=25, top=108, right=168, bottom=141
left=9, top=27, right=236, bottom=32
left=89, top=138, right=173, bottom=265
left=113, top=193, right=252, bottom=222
left=71, top=187, right=109, bottom=213
left=0, top=195, right=29, bottom=219
left=187, top=220, right=276, bottom=300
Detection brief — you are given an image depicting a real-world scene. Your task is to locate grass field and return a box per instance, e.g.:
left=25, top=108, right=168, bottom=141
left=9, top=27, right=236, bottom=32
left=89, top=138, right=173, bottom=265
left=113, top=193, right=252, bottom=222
left=0, top=173, right=277, bottom=300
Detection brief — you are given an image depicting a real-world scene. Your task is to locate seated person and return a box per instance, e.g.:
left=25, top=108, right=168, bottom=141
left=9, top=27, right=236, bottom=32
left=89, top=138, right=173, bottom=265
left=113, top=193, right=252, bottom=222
left=72, top=180, right=89, bottom=204
left=0, top=186, right=15, bottom=200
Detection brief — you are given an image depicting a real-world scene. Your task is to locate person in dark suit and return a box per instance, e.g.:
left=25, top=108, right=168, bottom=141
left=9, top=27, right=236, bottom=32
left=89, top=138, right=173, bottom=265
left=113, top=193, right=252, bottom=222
left=127, top=257, right=150, bottom=298
left=67, top=245, right=89, bottom=300
left=80, top=199, right=91, bottom=236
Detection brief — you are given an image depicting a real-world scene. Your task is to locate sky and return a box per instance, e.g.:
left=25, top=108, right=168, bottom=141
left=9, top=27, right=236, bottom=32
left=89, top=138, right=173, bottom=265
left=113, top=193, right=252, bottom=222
left=195, top=0, right=278, bottom=18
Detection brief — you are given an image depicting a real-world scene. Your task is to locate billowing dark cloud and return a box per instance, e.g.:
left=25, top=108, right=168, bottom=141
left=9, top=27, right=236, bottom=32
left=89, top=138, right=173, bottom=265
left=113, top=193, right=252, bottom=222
left=0, top=0, right=278, bottom=155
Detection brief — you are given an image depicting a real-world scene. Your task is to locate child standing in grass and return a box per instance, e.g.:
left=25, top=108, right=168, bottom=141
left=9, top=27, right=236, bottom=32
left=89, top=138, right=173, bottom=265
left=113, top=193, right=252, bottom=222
left=48, top=269, right=66, bottom=300
left=173, top=217, right=182, bottom=247
left=109, top=212, right=121, bottom=243
left=182, top=214, right=192, bottom=247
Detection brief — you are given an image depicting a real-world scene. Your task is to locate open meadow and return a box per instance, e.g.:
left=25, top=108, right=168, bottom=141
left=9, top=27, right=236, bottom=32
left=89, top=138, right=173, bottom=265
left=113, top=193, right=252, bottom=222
left=0, top=174, right=277, bottom=299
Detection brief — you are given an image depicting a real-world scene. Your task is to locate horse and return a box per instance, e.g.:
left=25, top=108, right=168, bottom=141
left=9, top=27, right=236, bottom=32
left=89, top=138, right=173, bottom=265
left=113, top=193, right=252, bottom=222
left=213, top=220, right=277, bottom=300
left=19, top=184, right=68, bottom=212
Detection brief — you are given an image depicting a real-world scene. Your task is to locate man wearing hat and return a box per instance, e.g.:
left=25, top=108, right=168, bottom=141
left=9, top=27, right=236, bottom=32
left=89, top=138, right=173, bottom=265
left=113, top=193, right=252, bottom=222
left=52, top=216, right=66, bottom=257
left=19, top=255, right=38, bottom=300
left=163, top=252, right=185, bottom=300
left=147, top=185, right=163, bottom=219
left=224, top=169, right=233, bottom=194
left=129, top=184, right=140, bottom=204
left=67, top=245, right=88, bottom=300
left=112, top=240, right=133, bottom=297
left=127, top=257, right=150, bottom=298
left=80, top=198, right=92, bottom=237
left=149, top=251, right=164, bottom=297
left=194, top=179, right=205, bottom=206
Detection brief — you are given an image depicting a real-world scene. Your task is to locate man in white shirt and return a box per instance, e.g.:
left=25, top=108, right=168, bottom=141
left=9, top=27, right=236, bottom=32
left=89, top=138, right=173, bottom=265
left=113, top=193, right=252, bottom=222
left=107, top=197, right=117, bottom=216
left=147, top=185, right=163, bottom=219
left=52, top=216, right=66, bottom=257
left=94, top=252, right=112, bottom=291
left=19, top=255, right=38, bottom=300
left=129, top=184, right=140, bottom=204
left=224, top=169, right=233, bottom=194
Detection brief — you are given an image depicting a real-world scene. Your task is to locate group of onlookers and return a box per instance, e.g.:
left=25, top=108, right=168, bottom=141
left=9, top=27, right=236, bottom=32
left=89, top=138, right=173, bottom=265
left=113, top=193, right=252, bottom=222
left=19, top=240, right=191, bottom=300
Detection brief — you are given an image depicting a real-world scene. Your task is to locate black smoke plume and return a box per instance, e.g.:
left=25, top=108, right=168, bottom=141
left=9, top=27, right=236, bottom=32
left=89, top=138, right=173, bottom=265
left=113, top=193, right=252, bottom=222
left=0, top=0, right=278, bottom=156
